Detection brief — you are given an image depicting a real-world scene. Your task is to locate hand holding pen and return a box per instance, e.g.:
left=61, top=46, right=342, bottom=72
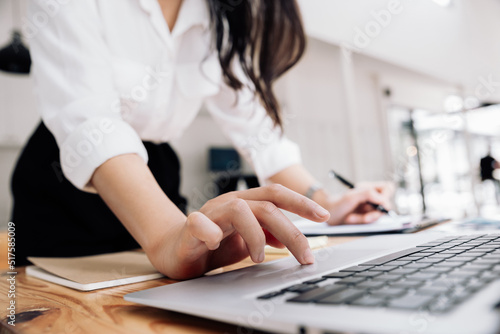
left=328, top=170, right=397, bottom=222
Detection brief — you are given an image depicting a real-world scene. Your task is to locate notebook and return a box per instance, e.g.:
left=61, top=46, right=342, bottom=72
left=294, top=215, right=448, bottom=236
left=26, top=251, right=163, bottom=291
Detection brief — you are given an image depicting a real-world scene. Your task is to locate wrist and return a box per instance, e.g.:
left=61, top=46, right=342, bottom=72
left=144, top=216, right=185, bottom=255
left=145, top=219, right=186, bottom=276
left=304, top=183, right=323, bottom=200
left=311, top=188, right=333, bottom=209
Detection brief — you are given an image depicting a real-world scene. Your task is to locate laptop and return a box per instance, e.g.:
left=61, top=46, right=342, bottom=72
left=125, top=232, right=500, bottom=334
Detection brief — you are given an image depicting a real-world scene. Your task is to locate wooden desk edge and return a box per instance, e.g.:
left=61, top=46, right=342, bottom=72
left=0, top=237, right=358, bottom=334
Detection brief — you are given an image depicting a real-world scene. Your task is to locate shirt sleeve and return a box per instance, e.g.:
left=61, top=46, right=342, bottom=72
left=28, top=0, right=148, bottom=192
left=204, top=79, right=302, bottom=186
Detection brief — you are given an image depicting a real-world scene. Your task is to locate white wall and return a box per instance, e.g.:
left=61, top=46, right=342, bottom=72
left=0, top=0, right=40, bottom=229
left=297, top=0, right=500, bottom=102
left=0, top=0, right=39, bottom=145
left=170, top=111, right=232, bottom=211
left=274, top=40, right=354, bottom=193
left=273, top=38, right=458, bottom=197
left=0, top=73, right=39, bottom=229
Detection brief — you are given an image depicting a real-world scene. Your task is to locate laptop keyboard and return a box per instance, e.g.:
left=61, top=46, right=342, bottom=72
left=258, top=234, right=500, bottom=313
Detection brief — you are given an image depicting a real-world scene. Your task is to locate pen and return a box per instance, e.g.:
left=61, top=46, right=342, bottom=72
left=328, top=170, right=397, bottom=217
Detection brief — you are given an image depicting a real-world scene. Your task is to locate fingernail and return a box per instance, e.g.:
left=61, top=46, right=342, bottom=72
left=302, top=248, right=315, bottom=264
left=315, top=206, right=330, bottom=218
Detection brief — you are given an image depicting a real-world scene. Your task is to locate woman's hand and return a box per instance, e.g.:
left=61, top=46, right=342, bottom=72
left=266, top=165, right=395, bottom=226
left=150, top=184, right=330, bottom=280
left=324, top=182, right=395, bottom=225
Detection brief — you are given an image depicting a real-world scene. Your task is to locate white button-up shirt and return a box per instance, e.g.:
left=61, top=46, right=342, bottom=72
left=28, top=0, right=301, bottom=191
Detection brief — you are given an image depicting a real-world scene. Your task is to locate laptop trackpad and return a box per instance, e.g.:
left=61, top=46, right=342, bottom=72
left=209, top=233, right=440, bottom=294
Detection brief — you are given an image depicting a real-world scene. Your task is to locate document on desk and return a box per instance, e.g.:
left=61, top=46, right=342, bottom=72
left=26, top=251, right=163, bottom=291
left=294, top=215, right=447, bottom=236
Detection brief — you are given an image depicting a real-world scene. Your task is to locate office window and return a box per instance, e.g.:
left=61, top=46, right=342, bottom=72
left=387, top=105, right=500, bottom=218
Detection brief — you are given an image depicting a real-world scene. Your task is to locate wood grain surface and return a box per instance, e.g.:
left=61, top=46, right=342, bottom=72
left=0, top=237, right=358, bottom=334
left=1, top=232, right=7, bottom=271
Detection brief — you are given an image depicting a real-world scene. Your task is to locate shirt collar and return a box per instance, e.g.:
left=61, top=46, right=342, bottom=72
left=172, top=0, right=211, bottom=37
left=139, top=0, right=210, bottom=38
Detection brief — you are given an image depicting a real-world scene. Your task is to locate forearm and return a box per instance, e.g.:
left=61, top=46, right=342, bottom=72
left=268, top=164, right=393, bottom=225
left=268, top=164, right=332, bottom=208
left=90, top=153, right=186, bottom=254
left=91, top=157, right=329, bottom=279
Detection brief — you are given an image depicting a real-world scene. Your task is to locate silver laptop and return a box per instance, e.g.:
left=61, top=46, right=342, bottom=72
left=125, top=232, right=500, bottom=334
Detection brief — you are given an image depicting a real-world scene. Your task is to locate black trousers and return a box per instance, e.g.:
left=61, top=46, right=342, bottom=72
left=11, top=122, right=187, bottom=266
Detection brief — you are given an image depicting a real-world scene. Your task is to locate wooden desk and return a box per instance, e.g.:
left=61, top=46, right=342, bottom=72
left=0, top=237, right=358, bottom=334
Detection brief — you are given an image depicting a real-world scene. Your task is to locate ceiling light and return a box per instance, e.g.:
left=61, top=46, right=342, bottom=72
left=406, top=146, right=418, bottom=157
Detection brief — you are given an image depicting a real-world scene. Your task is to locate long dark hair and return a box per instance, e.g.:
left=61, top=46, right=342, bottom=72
left=207, top=0, right=306, bottom=128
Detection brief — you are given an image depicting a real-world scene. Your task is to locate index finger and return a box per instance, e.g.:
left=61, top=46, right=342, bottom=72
left=247, top=200, right=314, bottom=265
left=234, top=184, right=330, bottom=222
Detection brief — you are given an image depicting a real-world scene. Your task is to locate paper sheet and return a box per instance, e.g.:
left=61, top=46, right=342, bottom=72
left=28, top=251, right=159, bottom=284
left=294, top=215, right=421, bottom=236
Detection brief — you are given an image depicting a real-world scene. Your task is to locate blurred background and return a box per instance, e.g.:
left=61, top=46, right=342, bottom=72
left=1, top=0, right=500, bottom=231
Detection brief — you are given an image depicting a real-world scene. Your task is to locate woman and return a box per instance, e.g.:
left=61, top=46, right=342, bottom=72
left=12, top=0, right=392, bottom=279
